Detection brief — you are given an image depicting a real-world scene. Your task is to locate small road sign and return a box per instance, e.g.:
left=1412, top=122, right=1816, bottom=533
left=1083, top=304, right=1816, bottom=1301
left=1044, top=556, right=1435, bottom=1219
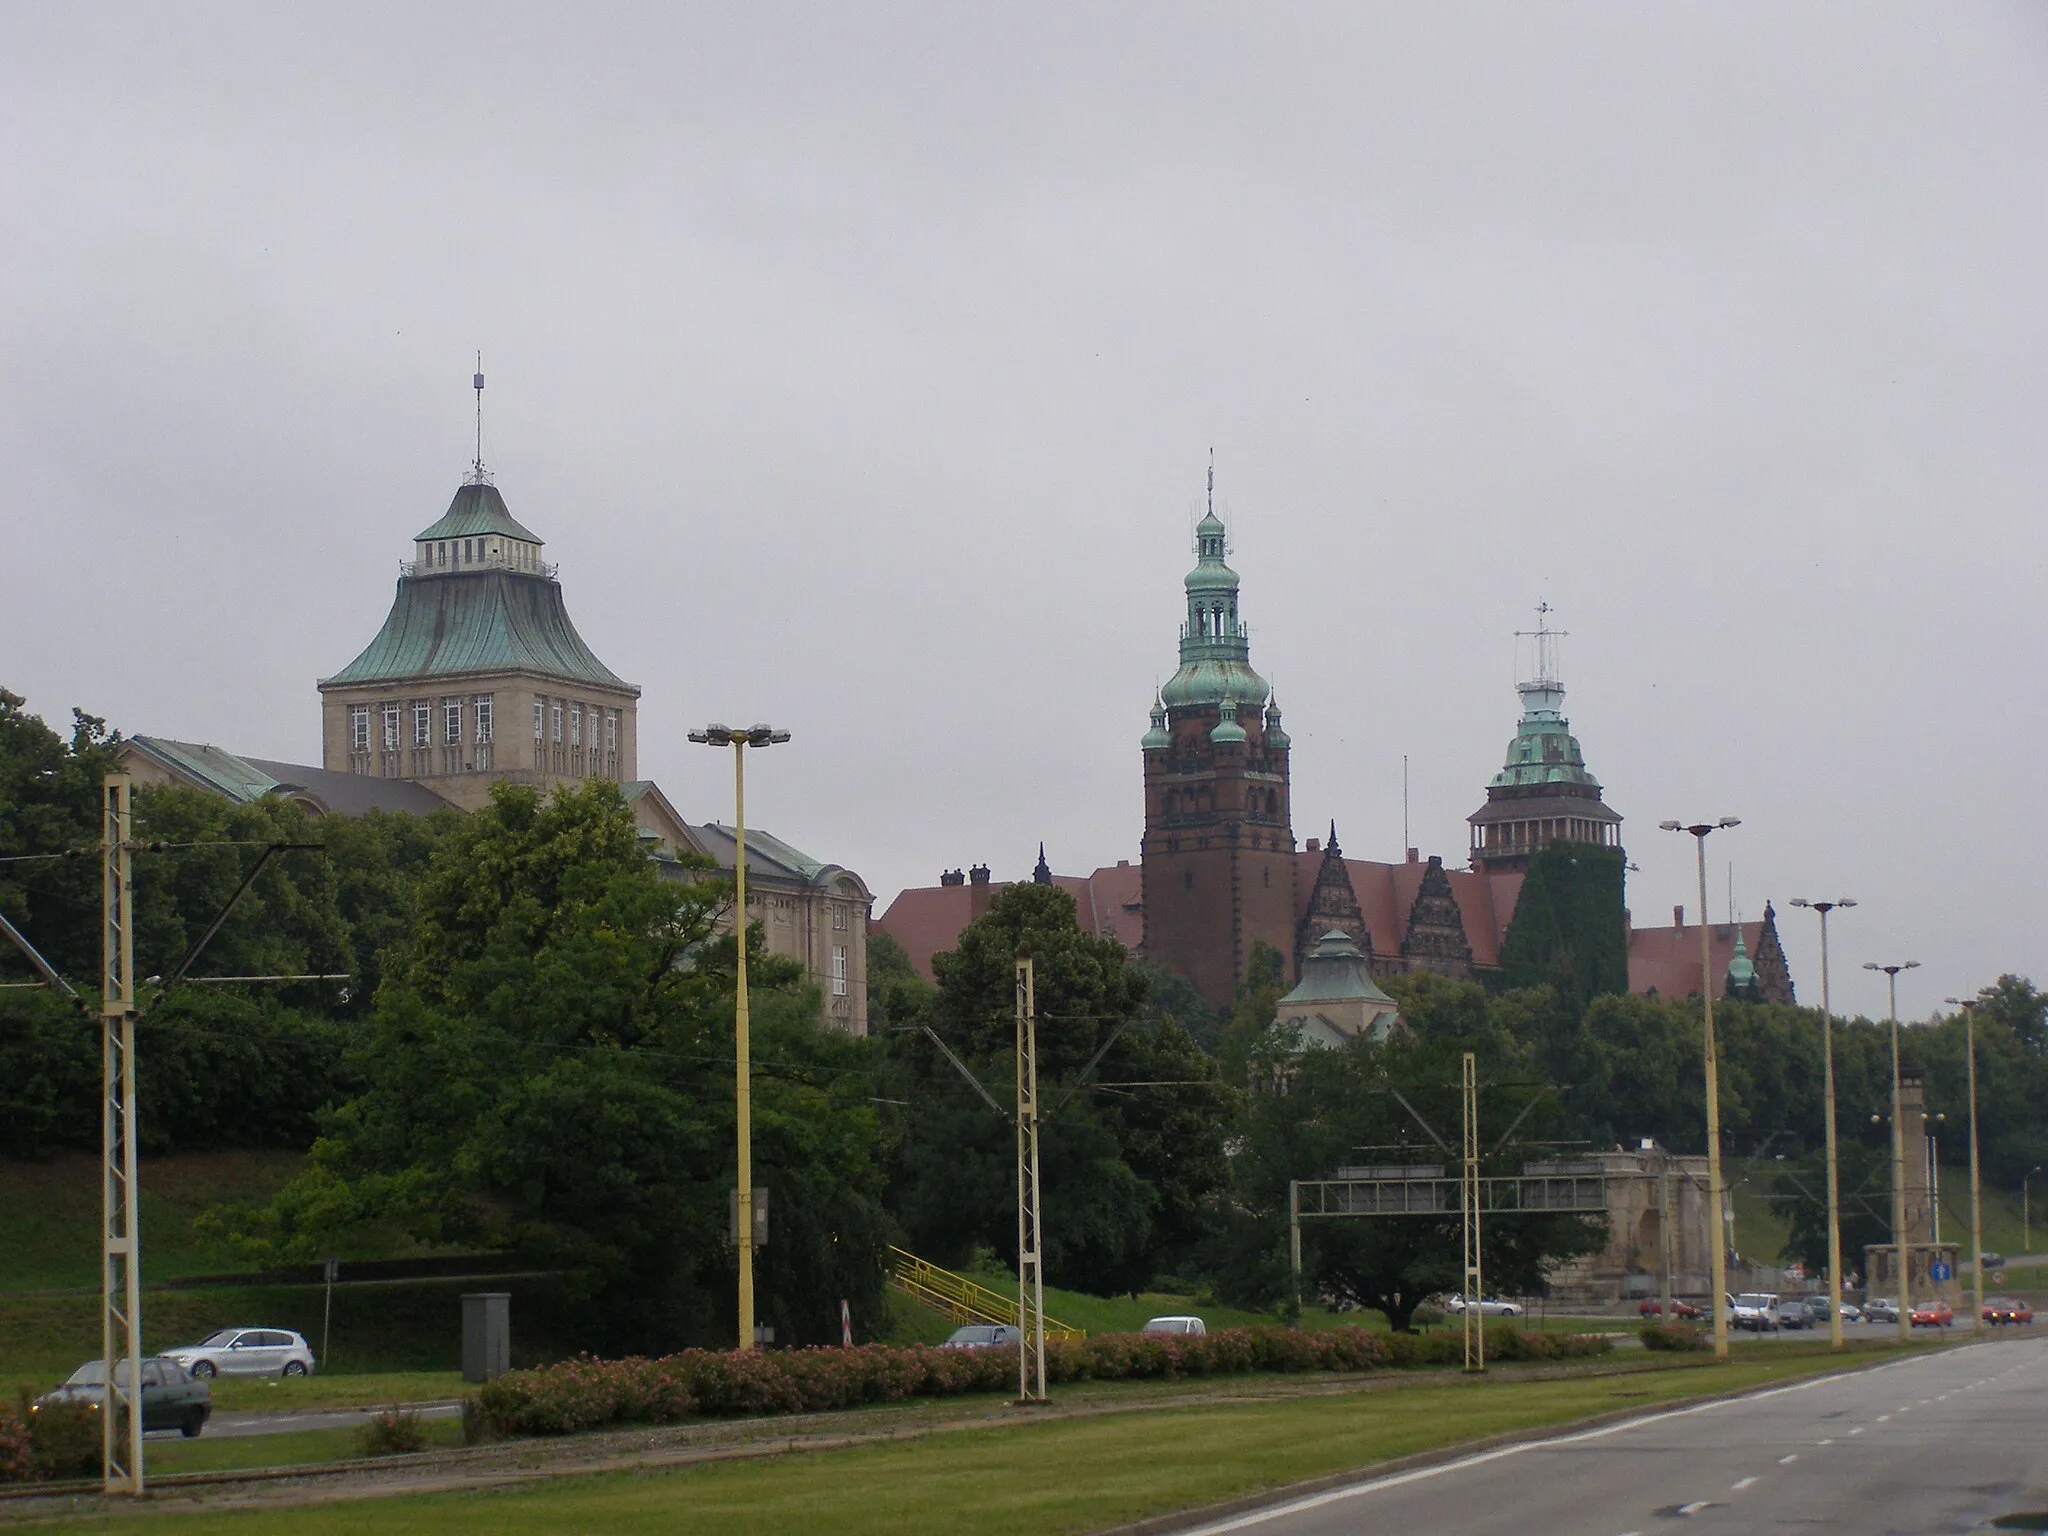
left=1930, top=1259, right=1953, bottom=1283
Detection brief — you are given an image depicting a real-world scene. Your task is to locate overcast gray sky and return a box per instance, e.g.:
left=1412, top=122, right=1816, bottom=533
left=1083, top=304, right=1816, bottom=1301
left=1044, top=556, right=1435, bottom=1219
left=5, top=3, right=2042, bottom=1020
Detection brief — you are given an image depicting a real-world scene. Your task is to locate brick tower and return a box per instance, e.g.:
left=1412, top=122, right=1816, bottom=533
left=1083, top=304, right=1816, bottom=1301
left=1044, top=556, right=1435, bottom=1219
left=1140, top=476, right=1296, bottom=1008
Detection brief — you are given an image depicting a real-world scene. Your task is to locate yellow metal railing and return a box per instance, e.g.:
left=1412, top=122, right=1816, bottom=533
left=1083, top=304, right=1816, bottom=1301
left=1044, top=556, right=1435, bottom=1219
left=886, top=1246, right=1085, bottom=1340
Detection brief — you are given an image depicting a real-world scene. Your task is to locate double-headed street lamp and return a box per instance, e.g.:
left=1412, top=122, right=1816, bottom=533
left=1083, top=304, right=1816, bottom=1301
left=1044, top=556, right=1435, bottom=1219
left=1945, top=996, right=1987, bottom=1336
left=1864, top=959, right=1920, bottom=1343
left=1789, top=898, right=1856, bottom=1350
left=689, top=722, right=791, bottom=1352
left=1660, top=817, right=1740, bottom=1360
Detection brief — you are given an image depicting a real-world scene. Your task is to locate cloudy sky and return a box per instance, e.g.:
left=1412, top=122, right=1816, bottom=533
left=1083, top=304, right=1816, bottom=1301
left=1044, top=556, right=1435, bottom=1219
left=5, top=3, right=2042, bottom=1020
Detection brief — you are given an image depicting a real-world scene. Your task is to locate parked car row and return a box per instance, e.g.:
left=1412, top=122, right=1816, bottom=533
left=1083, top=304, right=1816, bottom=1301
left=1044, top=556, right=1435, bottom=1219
left=32, top=1327, right=317, bottom=1440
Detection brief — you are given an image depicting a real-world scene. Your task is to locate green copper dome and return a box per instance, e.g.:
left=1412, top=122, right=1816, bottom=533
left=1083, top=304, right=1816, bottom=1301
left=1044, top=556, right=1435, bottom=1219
left=1160, top=504, right=1270, bottom=710
left=1210, top=696, right=1249, bottom=745
left=1141, top=691, right=1171, bottom=751
left=1726, top=934, right=1756, bottom=991
left=1488, top=680, right=1602, bottom=791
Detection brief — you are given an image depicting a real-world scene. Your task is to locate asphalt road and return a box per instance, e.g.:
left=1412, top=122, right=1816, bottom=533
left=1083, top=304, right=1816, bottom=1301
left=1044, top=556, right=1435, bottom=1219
left=1175, top=1336, right=2048, bottom=1536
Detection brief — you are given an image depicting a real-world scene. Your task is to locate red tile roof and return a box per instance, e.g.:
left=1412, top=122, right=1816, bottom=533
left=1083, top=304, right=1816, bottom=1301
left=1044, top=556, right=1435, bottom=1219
left=872, top=863, right=1146, bottom=981
left=1626, top=918, right=1764, bottom=998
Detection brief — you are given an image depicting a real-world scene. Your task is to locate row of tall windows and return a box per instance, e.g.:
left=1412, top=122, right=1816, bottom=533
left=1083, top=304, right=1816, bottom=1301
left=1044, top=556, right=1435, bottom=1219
left=420, top=539, right=541, bottom=571
left=533, top=693, right=622, bottom=779
left=348, top=695, right=493, bottom=775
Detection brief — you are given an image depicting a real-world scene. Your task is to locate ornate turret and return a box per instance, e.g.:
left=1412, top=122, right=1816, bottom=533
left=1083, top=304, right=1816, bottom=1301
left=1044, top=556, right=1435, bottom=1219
left=1467, top=604, right=1622, bottom=873
left=1141, top=464, right=1295, bottom=1009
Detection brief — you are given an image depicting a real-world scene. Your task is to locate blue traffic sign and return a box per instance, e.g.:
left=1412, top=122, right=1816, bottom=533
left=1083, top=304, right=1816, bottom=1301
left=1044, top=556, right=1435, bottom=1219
left=1929, top=1259, right=1953, bottom=1283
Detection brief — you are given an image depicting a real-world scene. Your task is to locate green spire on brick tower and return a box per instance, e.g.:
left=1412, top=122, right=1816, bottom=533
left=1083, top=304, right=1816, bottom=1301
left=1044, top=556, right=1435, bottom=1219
left=1160, top=467, right=1270, bottom=712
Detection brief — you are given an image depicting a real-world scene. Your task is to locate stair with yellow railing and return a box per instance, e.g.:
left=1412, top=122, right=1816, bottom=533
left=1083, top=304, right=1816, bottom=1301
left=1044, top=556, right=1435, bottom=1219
left=886, top=1245, right=1085, bottom=1340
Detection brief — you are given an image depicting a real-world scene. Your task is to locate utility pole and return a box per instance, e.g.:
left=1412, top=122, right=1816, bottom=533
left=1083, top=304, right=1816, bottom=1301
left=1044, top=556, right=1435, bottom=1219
left=1659, top=1158, right=1673, bottom=1323
left=688, top=723, right=790, bottom=1351
left=1460, top=1051, right=1483, bottom=1373
left=1663, top=818, right=1738, bottom=1358
left=1947, top=995, right=1985, bottom=1336
left=1866, top=960, right=1919, bottom=1343
left=100, top=773, right=143, bottom=1494
left=1015, top=959, right=1046, bottom=1402
left=1790, top=898, right=1854, bottom=1349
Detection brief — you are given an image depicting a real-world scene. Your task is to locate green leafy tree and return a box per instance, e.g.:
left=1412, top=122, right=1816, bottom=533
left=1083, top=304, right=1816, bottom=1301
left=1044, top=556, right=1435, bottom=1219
left=1772, top=1138, right=1893, bottom=1275
left=221, top=779, right=891, bottom=1351
left=888, top=882, right=1233, bottom=1295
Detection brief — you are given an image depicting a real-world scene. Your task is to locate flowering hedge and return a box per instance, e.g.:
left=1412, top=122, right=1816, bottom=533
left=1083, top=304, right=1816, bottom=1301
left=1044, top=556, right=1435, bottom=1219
left=0, top=1403, right=32, bottom=1485
left=475, top=1324, right=1610, bottom=1438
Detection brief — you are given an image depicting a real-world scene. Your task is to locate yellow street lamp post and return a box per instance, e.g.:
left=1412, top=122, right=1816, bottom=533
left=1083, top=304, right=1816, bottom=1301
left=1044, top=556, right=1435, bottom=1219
left=1661, top=817, right=1740, bottom=1360
left=1946, top=996, right=1986, bottom=1335
left=1789, top=898, right=1855, bottom=1349
left=1865, top=960, right=1919, bottom=1344
left=689, top=722, right=791, bottom=1352
left=2028, top=1167, right=2044, bottom=1254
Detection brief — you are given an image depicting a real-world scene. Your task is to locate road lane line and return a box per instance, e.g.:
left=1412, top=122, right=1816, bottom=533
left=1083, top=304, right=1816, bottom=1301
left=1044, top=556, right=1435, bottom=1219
left=1732, top=1476, right=1758, bottom=1490
left=1778, top=1454, right=1798, bottom=1464
left=1676, top=1501, right=1711, bottom=1515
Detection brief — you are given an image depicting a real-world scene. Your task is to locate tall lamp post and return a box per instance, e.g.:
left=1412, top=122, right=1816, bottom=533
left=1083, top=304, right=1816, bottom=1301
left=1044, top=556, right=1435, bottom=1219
left=1865, top=959, right=1920, bottom=1344
left=689, top=722, right=791, bottom=1352
left=1945, top=996, right=1986, bottom=1335
left=1661, top=817, right=1740, bottom=1360
left=1789, top=898, right=1855, bottom=1349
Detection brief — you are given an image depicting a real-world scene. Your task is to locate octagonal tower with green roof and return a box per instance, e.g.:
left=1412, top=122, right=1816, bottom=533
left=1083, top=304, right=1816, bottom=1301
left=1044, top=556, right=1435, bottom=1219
left=1140, top=474, right=1296, bottom=1009
left=1465, top=606, right=1622, bottom=873
left=317, top=472, right=641, bottom=811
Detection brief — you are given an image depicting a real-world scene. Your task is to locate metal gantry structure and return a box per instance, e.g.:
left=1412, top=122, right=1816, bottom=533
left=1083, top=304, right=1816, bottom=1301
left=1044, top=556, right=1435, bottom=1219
left=1014, top=959, right=1048, bottom=1403
left=1287, top=1057, right=1607, bottom=1375
left=1459, top=1051, right=1483, bottom=1372
left=100, top=774, right=145, bottom=1494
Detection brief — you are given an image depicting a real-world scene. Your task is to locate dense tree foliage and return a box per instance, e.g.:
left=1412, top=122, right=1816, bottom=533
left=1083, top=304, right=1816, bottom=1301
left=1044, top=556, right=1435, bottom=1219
left=886, top=883, right=1233, bottom=1295
left=218, top=780, right=892, bottom=1352
left=1494, top=844, right=1628, bottom=1004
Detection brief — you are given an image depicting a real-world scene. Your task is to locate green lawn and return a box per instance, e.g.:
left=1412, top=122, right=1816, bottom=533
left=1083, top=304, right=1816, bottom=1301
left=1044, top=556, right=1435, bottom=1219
left=57, top=1343, right=1916, bottom=1535
left=206, top=1370, right=468, bottom=1413
left=145, top=1415, right=464, bottom=1475
left=0, top=1151, right=307, bottom=1293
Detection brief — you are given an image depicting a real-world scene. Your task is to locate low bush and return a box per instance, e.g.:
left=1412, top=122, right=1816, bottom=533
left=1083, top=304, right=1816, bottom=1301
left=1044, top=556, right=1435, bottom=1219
left=0, top=1401, right=33, bottom=1484
left=476, top=1322, right=1607, bottom=1439
left=1639, top=1322, right=1709, bottom=1353
left=357, top=1408, right=426, bottom=1457
left=22, top=1395, right=99, bottom=1481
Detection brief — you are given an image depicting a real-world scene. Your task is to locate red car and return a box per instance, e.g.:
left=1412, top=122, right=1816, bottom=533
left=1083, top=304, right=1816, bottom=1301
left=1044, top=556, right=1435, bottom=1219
left=1909, top=1301, right=1954, bottom=1328
left=1638, top=1299, right=1702, bottom=1319
left=1984, top=1300, right=2035, bottom=1325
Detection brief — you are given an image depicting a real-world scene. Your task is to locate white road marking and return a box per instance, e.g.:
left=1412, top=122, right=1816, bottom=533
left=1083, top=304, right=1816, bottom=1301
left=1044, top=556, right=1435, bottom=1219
left=1777, top=1454, right=1798, bottom=1464
left=1169, top=1355, right=1956, bottom=1536
left=1676, top=1501, right=1712, bottom=1516
left=1877, top=1414, right=1892, bottom=1421
left=1849, top=1427, right=1866, bottom=1435
left=1732, top=1476, right=1758, bottom=1490
left=1817, top=1438, right=1833, bottom=1445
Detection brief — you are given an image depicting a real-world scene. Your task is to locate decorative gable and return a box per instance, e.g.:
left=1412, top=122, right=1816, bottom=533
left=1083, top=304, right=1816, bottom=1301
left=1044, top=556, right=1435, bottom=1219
left=1400, top=855, right=1475, bottom=975
left=1295, top=828, right=1368, bottom=969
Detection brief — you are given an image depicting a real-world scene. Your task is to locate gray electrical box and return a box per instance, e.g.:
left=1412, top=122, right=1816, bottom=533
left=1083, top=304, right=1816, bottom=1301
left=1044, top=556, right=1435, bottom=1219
left=461, top=1292, right=511, bottom=1382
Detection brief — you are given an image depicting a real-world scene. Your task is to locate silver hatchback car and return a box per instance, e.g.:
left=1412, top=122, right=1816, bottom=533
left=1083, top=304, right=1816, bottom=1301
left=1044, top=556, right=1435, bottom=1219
left=163, top=1328, right=316, bottom=1379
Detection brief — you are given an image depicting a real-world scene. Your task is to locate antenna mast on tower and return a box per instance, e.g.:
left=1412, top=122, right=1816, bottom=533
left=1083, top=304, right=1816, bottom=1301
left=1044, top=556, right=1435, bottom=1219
left=1513, top=601, right=1567, bottom=690
left=469, top=355, right=490, bottom=484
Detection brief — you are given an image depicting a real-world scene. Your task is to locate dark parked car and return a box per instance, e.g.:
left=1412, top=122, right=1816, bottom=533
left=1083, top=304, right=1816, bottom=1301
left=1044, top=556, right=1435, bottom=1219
left=1774, top=1299, right=1815, bottom=1330
left=34, top=1357, right=211, bottom=1437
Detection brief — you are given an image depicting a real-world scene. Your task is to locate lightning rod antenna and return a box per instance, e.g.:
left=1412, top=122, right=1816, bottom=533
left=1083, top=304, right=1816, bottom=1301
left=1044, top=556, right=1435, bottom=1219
left=471, top=354, right=485, bottom=482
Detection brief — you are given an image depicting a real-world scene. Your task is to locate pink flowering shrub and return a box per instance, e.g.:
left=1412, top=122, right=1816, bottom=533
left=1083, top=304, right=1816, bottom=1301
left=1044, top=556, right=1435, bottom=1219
left=474, top=1322, right=1604, bottom=1438
left=0, top=1402, right=33, bottom=1485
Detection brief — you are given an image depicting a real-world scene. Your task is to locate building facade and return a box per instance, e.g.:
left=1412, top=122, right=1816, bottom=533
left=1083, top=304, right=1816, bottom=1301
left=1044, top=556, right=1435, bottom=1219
left=317, top=477, right=641, bottom=812
left=1138, top=492, right=1297, bottom=1008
